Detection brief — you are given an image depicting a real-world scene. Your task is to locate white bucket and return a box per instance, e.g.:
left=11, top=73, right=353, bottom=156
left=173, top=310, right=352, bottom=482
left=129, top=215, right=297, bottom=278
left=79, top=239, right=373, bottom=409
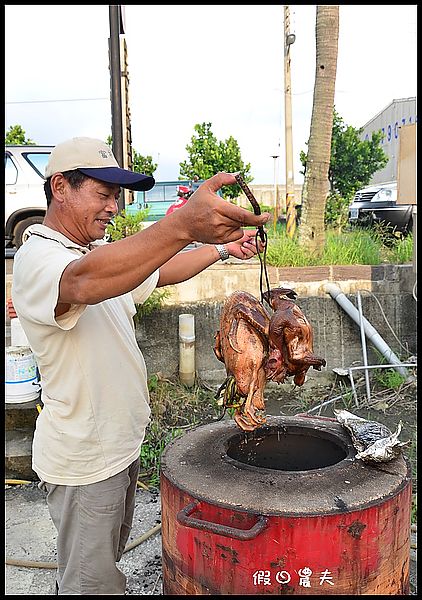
left=5, top=346, right=41, bottom=404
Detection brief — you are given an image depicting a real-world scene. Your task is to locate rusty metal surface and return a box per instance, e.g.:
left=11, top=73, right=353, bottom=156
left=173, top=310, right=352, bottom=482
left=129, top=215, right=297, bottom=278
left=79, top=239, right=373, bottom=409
left=161, top=474, right=411, bottom=595
left=160, top=415, right=410, bottom=516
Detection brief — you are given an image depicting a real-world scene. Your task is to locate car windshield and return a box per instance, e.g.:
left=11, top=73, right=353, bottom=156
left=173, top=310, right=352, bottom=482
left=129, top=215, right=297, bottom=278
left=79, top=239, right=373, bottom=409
left=22, top=151, right=51, bottom=179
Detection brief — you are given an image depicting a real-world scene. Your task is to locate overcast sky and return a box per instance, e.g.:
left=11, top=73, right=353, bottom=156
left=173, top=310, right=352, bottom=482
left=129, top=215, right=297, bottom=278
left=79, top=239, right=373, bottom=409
left=5, top=5, right=417, bottom=184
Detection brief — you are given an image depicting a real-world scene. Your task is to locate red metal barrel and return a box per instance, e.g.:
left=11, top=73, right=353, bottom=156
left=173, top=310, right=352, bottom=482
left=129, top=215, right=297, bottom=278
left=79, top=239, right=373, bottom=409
left=160, top=415, right=411, bottom=595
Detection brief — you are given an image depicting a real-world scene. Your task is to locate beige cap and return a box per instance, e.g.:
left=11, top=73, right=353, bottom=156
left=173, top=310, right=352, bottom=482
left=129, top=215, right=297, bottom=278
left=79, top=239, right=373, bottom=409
left=45, top=137, right=155, bottom=191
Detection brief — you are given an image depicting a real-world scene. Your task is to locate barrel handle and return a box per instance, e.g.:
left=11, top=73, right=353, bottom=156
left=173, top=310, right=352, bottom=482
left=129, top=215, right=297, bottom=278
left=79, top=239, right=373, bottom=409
left=177, top=501, right=268, bottom=541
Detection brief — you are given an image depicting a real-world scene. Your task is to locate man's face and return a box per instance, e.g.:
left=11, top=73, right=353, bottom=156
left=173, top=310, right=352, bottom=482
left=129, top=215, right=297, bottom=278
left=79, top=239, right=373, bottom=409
left=61, top=177, right=120, bottom=245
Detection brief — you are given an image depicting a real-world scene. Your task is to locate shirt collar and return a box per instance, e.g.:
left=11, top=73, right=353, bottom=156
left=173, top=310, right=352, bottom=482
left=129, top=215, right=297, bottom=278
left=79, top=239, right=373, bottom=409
left=28, top=224, right=105, bottom=252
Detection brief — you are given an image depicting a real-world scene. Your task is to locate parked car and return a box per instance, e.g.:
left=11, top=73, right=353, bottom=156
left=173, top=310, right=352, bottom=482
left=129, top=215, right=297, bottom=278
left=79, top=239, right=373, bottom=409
left=5, top=145, right=53, bottom=248
left=348, top=182, right=413, bottom=235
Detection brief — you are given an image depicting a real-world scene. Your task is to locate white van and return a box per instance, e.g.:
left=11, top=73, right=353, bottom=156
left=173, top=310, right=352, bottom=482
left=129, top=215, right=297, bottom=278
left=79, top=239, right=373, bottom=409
left=5, top=145, right=53, bottom=248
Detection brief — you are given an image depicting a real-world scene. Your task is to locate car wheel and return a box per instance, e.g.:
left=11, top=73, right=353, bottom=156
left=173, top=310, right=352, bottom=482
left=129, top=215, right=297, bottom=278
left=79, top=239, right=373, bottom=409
left=13, top=216, right=45, bottom=249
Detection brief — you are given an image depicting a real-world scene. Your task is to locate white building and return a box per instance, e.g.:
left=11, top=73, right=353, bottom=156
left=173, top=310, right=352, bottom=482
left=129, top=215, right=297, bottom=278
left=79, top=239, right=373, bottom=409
left=360, top=97, right=417, bottom=185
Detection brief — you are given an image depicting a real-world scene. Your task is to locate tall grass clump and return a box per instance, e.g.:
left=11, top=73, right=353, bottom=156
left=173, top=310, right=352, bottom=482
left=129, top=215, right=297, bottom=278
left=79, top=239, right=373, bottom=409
left=386, top=232, right=413, bottom=263
left=265, top=226, right=413, bottom=267
left=266, top=231, right=313, bottom=266
left=322, top=228, right=383, bottom=265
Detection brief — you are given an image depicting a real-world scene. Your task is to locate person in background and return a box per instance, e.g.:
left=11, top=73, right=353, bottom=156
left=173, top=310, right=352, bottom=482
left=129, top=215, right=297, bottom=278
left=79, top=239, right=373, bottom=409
left=165, top=184, right=193, bottom=215
left=11, top=137, right=269, bottom=595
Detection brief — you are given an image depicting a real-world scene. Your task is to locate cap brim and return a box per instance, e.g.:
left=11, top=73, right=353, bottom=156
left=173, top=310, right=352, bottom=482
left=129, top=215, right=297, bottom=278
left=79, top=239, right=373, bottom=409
left=78, top=167, right=155, bottom=191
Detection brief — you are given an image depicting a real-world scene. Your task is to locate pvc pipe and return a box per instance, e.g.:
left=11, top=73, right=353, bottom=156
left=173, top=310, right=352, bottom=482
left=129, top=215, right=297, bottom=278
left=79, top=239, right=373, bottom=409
left=356, top=292, right=371, bottom=404
left=178, top=314, right=195, bottom=387
left=323, top=283, right=409, bottom=379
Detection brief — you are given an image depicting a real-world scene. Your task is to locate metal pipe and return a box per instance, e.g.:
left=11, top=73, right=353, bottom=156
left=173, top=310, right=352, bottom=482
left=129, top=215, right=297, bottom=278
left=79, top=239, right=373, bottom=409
left=323, top=283, right=409, bottom=379
left=357, top=291, right=371, bottom=403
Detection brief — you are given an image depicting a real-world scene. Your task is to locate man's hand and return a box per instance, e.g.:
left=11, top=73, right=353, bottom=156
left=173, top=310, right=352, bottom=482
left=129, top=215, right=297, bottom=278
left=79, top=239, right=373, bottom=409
left=171, top=172, right=270, bottom=245
left=225, top=230, right=266, bottom=260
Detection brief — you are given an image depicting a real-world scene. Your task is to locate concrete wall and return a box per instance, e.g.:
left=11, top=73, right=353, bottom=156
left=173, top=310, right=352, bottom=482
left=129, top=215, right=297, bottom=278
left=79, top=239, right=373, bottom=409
left=239, top=183, right=303, bottom=212
left=136, top=263, right=417, bottom=386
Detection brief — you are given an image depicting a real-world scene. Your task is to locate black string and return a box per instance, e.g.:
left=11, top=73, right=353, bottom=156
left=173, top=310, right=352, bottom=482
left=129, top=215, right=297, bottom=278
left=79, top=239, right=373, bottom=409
left=255, top=229, right=271, bottom=306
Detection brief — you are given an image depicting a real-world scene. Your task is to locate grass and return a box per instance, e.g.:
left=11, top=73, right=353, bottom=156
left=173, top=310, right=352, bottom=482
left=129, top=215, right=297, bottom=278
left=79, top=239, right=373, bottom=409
left=265, top=224, right=413, bottom=267
left=138, top=374, right=221, bottom=488
left=373, top=367, right=407, bottom=389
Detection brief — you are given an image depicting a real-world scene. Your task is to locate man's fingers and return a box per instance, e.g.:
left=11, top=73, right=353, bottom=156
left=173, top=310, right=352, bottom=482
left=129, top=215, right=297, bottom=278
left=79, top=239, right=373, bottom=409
left=220, top=198, right=270, bottom=227
left=204, top=171, right=238, bottom=192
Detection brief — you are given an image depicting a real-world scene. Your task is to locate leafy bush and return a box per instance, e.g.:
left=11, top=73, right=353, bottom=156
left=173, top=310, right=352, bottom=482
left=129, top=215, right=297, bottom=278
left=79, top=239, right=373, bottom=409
left=139, top=375, right=221, bottom=488
left=105, top=209, right=150, bottom=240
left=324, top=191, right=350, bottom=230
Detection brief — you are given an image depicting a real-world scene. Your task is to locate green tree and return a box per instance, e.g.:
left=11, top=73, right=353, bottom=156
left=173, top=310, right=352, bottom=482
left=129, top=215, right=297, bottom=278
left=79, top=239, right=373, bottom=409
left=300, top=109, right=388, bottom=228
left=179, top=122, right=252, bottom=199
left=300, top=109, right=388, bottom=200
left=5, top=124, right=35, bottom=145
left=106, top=136, right=157, bottom=175
left=132, top=149, right=157, bottom=176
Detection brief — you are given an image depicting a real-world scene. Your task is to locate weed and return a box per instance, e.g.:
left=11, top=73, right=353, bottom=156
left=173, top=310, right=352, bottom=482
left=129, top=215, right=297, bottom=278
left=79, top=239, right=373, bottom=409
left=134, top=288, right=171, bottom=324
left=105, top=208, right=150, bottom=241
left=140, top=423, right=184, bottom=488
left=138, top=375, right=221, bottom=488
left=411, top=493, right=417, bottom=524
left=338, top=389, right=355, bottom=410
left=373, top=368, right=406, bottom=389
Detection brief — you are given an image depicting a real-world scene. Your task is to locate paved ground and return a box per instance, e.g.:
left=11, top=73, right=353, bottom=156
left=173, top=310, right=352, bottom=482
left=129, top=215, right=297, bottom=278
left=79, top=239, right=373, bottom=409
left=5, top=482, right=163, bottom=595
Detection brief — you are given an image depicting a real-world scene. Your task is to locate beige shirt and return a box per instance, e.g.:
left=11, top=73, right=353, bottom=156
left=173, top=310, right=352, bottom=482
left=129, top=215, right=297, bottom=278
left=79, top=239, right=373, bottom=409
left=12, top=224, right=159, bottom=486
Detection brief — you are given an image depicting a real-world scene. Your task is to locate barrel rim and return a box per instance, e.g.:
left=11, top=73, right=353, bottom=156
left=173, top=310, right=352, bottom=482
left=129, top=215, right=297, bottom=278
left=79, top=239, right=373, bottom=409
left=160, top=415, right=411, bottom=516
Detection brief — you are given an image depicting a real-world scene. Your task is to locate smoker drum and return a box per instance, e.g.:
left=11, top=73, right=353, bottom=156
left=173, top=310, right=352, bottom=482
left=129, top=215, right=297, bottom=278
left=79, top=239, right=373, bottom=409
left=160, top=415, right=411, bottom=595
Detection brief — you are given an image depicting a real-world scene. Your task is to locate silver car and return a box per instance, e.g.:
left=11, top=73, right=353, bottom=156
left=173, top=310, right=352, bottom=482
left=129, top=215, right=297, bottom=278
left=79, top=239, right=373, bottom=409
left=348, top=182, right=413, bottom=235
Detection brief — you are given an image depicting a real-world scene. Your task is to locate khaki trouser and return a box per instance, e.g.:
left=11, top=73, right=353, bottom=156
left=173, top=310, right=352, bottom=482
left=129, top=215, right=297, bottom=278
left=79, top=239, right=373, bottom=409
left=39, top=458, right=140, bottom=595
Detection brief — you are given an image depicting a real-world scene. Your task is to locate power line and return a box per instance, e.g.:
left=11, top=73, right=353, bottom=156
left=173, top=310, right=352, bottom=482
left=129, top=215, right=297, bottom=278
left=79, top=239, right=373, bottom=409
left=6, top=97, right=109, bottom=105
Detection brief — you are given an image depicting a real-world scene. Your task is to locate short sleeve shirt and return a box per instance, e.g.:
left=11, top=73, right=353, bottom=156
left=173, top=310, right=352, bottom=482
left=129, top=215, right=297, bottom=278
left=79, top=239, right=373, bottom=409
left=12, top=224, right=159, bottom=485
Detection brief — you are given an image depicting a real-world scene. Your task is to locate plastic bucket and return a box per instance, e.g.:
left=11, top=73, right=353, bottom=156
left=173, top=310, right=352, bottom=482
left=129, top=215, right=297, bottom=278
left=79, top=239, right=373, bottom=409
left=5, top=346, right=40, bottom=403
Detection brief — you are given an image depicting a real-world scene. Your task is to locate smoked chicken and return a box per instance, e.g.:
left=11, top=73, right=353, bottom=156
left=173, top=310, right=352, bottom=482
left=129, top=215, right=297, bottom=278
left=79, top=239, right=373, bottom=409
left=214, top=288, right=326, bottom=432
left=263, top=288, right=326, bottom=386
left=214, top=291, right=270, bottom=431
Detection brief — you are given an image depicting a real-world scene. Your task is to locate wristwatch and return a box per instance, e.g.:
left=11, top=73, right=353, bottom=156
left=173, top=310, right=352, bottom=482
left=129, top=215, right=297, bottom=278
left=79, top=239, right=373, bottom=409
left=215, top=244, right=230, bottom=261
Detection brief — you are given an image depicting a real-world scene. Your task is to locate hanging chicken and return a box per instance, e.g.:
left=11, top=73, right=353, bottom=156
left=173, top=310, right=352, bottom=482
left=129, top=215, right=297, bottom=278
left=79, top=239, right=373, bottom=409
left=263, top=288, right=326, bottom=386
left=214, top=291, right=270, bottom=431
left=214, top=287, right=326, bottom=431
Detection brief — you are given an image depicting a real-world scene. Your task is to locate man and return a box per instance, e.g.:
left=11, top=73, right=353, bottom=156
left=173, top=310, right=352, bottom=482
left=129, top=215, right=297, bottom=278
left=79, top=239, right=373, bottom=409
left=11, top=137, right=269, bottom=595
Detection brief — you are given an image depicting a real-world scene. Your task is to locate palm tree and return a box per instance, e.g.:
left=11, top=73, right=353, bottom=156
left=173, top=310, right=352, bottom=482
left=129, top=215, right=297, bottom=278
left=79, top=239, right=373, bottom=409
left=298, top=5, right=339, bottom=254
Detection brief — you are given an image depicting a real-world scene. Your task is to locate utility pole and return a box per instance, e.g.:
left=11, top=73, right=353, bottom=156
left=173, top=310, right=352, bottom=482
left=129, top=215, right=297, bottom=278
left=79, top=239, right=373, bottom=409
left=284, top=5, right=296, bottom=238
left=109, top=5, right=125, bottom=212
left=271, top=154, right=279, bottom=233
